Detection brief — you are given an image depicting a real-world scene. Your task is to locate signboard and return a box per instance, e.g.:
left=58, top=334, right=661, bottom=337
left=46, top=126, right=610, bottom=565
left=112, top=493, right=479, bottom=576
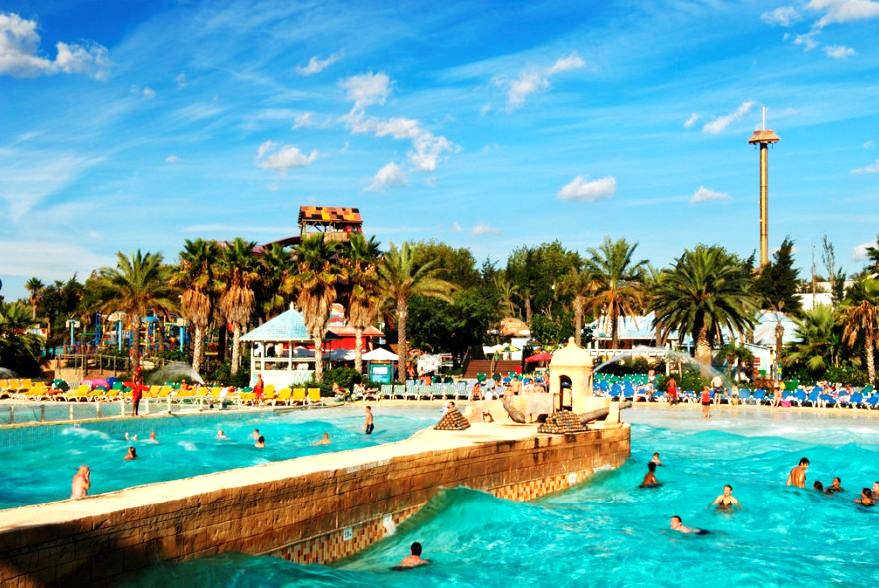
left=368, top=363, right=393, bottom=384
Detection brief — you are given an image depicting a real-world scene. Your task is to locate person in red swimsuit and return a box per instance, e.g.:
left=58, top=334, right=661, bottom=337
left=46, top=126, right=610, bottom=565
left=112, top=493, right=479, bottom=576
left=700, top=386, right=712, bottom=419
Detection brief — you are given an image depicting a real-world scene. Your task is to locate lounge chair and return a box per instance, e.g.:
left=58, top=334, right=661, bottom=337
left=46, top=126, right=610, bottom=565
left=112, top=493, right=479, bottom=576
left=307, top=387, right=322, bottom=405
left=292, top=387, right=306, bottom=405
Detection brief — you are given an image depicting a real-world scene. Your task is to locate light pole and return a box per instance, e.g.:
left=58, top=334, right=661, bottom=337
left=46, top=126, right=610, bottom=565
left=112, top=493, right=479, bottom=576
left=65, top=319, right=80, bottom=348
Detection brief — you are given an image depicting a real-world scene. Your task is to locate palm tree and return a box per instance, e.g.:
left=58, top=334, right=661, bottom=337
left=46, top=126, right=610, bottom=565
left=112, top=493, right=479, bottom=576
left=787, top=305, right=839, bottom=376
left=584, top=237, right=647, bottom=348
left=292, top=235, right=346, bottom=383
left=378, top=242, right=455, bottom=383
left=24, top=278, right=44, bottom=322
left=842, top=280, right=879, bottom=384
left=257, top=244, right=296, bottom=322
left=93, top=251, right=176, bottom=362
left=342, top=234, right=383, bottom=375
left=650, top=245, right=758, bottom=367
left=0, top=301, right=34, bottom=335
left=217, top=238, right=259, bottom=376
left=494, top=276, right=519, bottom=317
left=558, top=266, right=597, bottom=345
left=173, top=239, right=220, bottom=373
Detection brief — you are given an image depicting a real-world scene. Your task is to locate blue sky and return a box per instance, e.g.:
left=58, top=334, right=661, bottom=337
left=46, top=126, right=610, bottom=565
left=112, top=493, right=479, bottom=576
left=1, top=0, right=878, bottom=301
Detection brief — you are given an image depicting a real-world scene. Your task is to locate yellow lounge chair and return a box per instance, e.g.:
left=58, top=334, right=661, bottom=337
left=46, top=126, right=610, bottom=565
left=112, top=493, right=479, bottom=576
left=273, top=387, right=292, bottom=406
left=307, top=387, right=322, bottom=405
left=292, top=387, right=306, bottom=405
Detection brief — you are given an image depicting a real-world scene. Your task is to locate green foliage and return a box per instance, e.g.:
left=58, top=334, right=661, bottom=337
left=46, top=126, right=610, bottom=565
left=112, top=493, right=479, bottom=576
left=753, top=237, right=802, bottom=314
left=410, top=241, right=481, bottom=288
left=505, top=241, right=581, bottom=316
left=824, top=365, right=871, bottom=386
left=530, top=311, right=574, bottom=346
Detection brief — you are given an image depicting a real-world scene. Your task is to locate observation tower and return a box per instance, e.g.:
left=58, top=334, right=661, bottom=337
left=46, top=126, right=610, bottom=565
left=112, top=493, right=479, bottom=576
left=748, top=107, right=780, bottom=267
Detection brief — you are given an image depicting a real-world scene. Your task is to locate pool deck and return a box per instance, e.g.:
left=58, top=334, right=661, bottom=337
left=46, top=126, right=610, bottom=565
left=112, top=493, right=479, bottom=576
left=0, top=418, right=630, bottom=587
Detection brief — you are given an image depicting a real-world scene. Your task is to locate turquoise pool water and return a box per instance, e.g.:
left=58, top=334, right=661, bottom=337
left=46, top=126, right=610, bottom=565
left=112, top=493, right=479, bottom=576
left=0, top=407, right=439, bottom=509
left=123, top=408, right=879, bottom=587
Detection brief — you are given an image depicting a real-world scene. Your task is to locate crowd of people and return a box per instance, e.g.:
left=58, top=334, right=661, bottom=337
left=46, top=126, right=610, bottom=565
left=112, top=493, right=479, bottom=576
left=69, top=406, right=377, bottom=499
left=638, top=451, right=876, bottom=535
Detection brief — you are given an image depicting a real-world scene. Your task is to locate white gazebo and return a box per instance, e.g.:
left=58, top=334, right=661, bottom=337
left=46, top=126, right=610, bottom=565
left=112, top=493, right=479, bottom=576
left=241, top=306, right=315, bottom=388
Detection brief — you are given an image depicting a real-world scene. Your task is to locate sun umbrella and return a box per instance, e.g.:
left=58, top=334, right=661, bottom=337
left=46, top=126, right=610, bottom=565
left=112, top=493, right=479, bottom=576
left=525, top=352, right=553, bottom=363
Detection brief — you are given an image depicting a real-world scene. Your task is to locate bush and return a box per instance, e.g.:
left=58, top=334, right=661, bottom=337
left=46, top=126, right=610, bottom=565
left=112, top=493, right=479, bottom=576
left=825, top=365, right=872, bottom=386
left=656, top=366, right=709, bottom=392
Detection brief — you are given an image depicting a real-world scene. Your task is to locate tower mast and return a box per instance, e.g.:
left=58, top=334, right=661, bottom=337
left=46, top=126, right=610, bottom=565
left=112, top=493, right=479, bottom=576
left=748, top=108, right=780, bottom=267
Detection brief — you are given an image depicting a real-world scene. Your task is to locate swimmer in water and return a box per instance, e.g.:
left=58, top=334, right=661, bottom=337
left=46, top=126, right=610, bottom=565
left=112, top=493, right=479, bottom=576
left=711, top=484, right=741, bottom=510
left=640, top=461, right=661, bottom=488
left=670, top=515, right=709, bottom=535
left=124, top=446, right=137, bottom=460
left=786, top=457, right=810, bottom=488
left=825, top=477, right=844, bottom=495
left=124, top=432, right=138, bottom=442
left=813, top=481, right=825, bottom=492
left=71, top=465, right=90, bottom=499
left=364, top=406, right=374, bottom=435
left=148, top=431, right=158, bottom=443
left=855, top=488, right=875, bottom=506
left=313, top=432, right=331, bottom=446
left=216, top=429, right=228, bottom=440
left=651, top=452, right=663, bottom=466
left=251, top=428, right=261, bottom=442
left=397, top=541, right=430, bottom=568
left=254, top=435, right=265, bottom=448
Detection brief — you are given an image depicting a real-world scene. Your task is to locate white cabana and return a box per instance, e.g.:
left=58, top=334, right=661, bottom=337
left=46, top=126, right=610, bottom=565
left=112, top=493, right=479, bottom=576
left=362, top=348, right=399, bottom=362
left=241, top=305, right=314, bottom=387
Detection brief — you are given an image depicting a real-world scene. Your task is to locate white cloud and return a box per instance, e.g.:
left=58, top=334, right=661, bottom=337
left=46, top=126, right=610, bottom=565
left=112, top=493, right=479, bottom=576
left=503, top=52, right=585, bottom=110
left=851, top=159, right=879, bottom=174
left=451, top=222, right=463, bottom=233
left=864, top=139, right=875, bottom=149
left=339, top=72, right=391, bottom=112
left=852, top=240, right=876, bottom=260
left=547, top=52, right=586, bottom=74
left=165, top=154, right=179, bottom=164
left=472, top=223, right=501, bottom=236
left=142, top=86, right=156, bottom=99
left=295, top=52, right=342, bottom=76
left=175, top=72, right=188, bottom=88
left=480, top=103, right=492, bottom=116
left=761, top=6, right=803, bottom=26
left=684, top=113, right=701, bottom=128
left=0, top=12, right=109, bottom=79
left=794, top=32, right=820, bottom=50
left=808, top=0, right=879, bottom=27
left=346, top=114, right=454, bottom=172
left=293, top=112, right=313, bottom=129
left=824, top=44, right=856, bottom=58
left=690, top=186, right=731, bottom=203
left=702, top=100, right=754, bottom=135
left=367, top=162, right=407, bottom=192
left=255, top=142, right=318, bottom=174
left=0, top=239, right=114, bottom=280
left=557, top=176, right=616, bottom=202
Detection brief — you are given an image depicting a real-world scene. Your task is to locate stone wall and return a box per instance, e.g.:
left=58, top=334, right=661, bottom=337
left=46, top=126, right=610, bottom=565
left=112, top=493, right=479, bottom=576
left=0, top=424, right=629, bottom=587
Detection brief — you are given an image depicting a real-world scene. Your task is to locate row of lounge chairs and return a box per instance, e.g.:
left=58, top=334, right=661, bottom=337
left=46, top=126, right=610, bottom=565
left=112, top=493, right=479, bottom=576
left=378, top=381, right=472, bottom=401
left=0, top=379, right=325, bottom=407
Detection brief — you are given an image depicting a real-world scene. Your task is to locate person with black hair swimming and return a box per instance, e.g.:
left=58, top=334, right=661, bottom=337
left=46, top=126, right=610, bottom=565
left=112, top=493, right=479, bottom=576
left=813, top=481, right=825, bottom=492
left=825, top=477, right=844, bottom=495
left=254, top=435, right=265, bottom=448
left=670, top=515, right=709, bottom=535
left=640, top=461, right=661, bottom=488
left=711, top=484, right=741, bottom=510
left=855, top=488, right=875, bottom=506
left=397, top=541, right=430, bottom=568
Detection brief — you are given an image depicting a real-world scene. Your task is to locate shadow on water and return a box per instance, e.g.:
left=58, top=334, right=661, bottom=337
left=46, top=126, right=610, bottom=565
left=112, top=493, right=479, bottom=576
left=146, top=361, right=205, bottom=385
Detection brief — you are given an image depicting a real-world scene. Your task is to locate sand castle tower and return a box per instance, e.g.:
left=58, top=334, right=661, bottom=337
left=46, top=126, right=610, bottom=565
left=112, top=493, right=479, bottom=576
left=548, top=337, right=596, bottom=413
left=748, top=107, right=780, bottom=267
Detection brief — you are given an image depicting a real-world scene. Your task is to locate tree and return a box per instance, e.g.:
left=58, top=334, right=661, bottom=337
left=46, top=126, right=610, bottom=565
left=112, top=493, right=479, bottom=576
left=650, top=245, right=758, bottom=367
left=506, top=242, right=581, bottom=321
left=217, top=239, right=259, bottom=376
left=842, top=279, right=879, bottom=384
left=787, top=305, right=839, bottom=377
left=585, top=237, right=647, bottom=348
left=342, top=233, right=383, bottom=374
left=864, top=234, right=879, bottom=276
left=174, top=239, right=220, bottom=373
left=559, top=266, right=597, bottom=345
left=24, top=278, right=44, bottom=322
left=753, top=236, right=802, bottom=314
left=292, top=235, right=346, bottom=383
left=256, top=243, right=295, bottom=322
left=92, top=251, right=176, bottom=362
left=821, top=235, right=846, bottom=305
left=0, top=301, right=43, bottom=375
left=378, top=242, right=455, bottom=382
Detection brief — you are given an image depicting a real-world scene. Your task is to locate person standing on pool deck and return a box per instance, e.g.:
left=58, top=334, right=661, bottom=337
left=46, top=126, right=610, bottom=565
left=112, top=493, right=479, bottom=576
left=253, top=374, right=264, bottom=405
left=786, top=457, right=810, bottom=488
left=666, top=377, right=678, bottom=405
left=71, top=465, right=90, bottom=499
left=364, top=406, right=374, bottom=435
left=700, top=387, right=712, bottom=419
left=711, top=374, right=724, bottom=405
left=132, top=363, right=143, bottom=417
left=398, top=541, right=430, bottom=568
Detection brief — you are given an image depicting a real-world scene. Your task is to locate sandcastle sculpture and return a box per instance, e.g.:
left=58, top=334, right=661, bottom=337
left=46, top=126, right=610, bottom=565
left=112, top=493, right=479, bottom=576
left=434, top=407, right=471, bottom=430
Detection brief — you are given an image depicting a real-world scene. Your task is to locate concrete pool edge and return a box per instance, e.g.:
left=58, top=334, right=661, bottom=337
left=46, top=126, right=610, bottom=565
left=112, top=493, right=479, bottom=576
left=0, top=421, right=630, bottom=587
